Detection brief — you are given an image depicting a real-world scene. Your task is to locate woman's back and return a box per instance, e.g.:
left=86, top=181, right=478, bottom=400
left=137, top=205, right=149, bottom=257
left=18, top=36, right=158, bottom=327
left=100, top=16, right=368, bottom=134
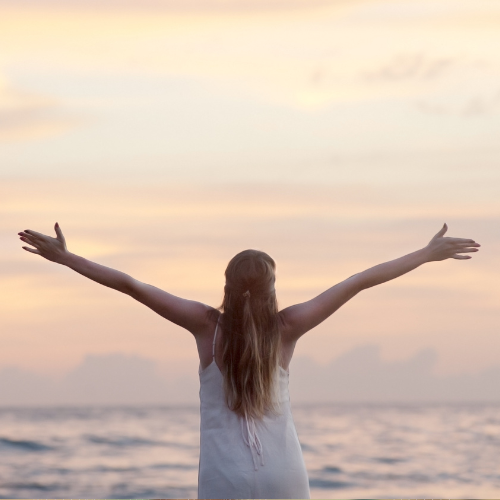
left=198, top=317, right=310, bottom=499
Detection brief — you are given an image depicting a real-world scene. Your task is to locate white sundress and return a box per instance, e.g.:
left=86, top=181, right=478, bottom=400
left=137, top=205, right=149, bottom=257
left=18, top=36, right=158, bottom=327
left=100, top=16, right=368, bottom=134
left=198, top=316, right=311, bottom=499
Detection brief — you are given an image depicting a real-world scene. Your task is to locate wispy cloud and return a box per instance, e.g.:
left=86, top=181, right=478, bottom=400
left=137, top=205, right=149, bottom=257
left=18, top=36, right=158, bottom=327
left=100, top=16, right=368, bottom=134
left=0, top=79, right=81, bottom=142
left=416, top=88, right=500, bottom=117
left=461, top=89, right=500, bottom=117
left=363, top=54, right=455, bottom=82
left=1, top=1, right=499, bottom=111
left=0, top=0, right=341, bottom=13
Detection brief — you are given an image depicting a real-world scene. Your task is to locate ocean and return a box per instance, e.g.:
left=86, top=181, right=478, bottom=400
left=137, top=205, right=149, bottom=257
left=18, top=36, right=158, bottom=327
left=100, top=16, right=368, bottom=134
left=1, top=403, right=499, bottom=499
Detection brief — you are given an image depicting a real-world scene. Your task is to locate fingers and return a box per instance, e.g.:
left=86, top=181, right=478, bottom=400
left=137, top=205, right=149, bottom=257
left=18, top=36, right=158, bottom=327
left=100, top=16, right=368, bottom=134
left=23, top=229, right=48, bottom=240
left=54, top=222, right=66, bottom=243
left=431, top=225, right=481, bottom=248
left=454, top=248, right=479, bottom=253
left=18, top=231, right=42, bottom=243
left=18, top=232, right=34, bottom=242
left=23, top=246, right=41, bottom=255
left=455, top=243, right=481, bottom=248
left=449, top=238, right=479, bottom=245
left=434, top=223, right=448, bottom=238
left=18, top=231, right=41, bottom=244
left=19, top=231, right=43, bottom=256
left=19, top=235, right=39, bottom=248
left=451, top=246, right=479, bottom=259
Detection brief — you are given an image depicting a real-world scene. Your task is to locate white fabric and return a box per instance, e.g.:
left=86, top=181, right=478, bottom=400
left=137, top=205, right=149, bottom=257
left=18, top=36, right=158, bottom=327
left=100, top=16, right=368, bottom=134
left=198, top=317, right=310, bottom=499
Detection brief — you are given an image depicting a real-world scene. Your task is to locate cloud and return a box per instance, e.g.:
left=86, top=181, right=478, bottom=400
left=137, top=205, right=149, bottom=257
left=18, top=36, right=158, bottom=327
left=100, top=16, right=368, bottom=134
left=0, top=80, right=82, bottom=142
left=3, top=179, right=499, bottom=224
left=461, top=89, right=500, bottom=117
left=416, top=88, right=500, bottom=117
left=415, top=100, right=450, bottom=115
left=0, top=116, right=80, bottom=142
left=1, top=1, right=499, bottom=112
left=2, top=346, right=500, bottom=406
left=0, top=0, right=353, bottom=13
left=363, top=54, right=455, bottom=83
left=62, top=353, right=197, bottom=404
left=0, top=353, right=198, bottom=406
left=291, top=345, right=500, bottom=402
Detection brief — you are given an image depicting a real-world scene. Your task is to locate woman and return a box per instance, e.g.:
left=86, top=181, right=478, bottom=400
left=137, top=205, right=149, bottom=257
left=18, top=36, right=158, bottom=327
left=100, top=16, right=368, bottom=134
left=18, top=222, right=479, bottom=499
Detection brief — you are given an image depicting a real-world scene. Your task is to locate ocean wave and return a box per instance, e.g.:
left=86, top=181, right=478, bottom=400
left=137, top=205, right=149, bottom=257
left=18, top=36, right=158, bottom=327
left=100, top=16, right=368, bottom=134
left=373, top=456, right=406, bottom=464
left=83, top=433, right=196, bottom=449
left=84, top=434, right=159, bottom=447
left=0, top=437, right=52, bottom=451
left=322, top=465, right=343, bottom=473
left=91, top=465, right=140, bottom=473
left=1, top=481, right=59, bottom=491
left=309, top=478, right=352, bottom=489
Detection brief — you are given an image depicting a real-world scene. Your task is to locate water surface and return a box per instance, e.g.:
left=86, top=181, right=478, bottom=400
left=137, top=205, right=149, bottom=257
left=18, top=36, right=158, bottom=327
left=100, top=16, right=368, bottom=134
left=1, top=403, right=499, bottom=498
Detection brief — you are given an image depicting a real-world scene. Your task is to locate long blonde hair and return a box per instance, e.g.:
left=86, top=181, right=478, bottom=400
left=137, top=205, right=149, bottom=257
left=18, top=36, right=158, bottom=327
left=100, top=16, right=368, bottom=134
left=218, top=249, right=281, bottom=420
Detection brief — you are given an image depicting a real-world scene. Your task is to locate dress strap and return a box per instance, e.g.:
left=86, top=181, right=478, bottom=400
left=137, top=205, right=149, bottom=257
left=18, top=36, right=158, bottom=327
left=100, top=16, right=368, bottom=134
left=212, top=315, right=220, bottom=361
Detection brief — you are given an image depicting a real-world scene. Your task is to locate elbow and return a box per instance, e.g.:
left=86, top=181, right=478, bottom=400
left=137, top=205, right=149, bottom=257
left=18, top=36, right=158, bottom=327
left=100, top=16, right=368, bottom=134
left=121, top=276, right=138, bottom=296
left=347, top=274, right=367, bottom=294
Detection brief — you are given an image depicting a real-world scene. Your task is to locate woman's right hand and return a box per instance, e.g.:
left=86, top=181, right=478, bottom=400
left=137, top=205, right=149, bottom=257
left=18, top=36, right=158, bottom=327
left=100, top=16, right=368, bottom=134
left=425, top=223, right=480, bottom=262
left=18, top=222, right=69, bottom=264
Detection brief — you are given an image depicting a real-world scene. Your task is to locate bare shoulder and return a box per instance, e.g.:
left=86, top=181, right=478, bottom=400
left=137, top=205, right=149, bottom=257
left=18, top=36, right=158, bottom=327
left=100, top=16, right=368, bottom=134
left=196, top=309, right=222, bottom=369
left=195, top=308, right=221, bottom=339
left=278, top=310, right=293, bottom=340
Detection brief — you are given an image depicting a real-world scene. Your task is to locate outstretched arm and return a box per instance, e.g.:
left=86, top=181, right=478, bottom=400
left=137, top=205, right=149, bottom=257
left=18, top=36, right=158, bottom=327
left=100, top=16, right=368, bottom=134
left=279, top=223, right=480, bottom=341
left=18, top=223, right=212, bottom=336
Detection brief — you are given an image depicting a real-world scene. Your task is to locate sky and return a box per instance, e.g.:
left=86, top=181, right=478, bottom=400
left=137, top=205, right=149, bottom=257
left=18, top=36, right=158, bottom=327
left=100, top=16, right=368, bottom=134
left=1, top=0, right=499, bottom=402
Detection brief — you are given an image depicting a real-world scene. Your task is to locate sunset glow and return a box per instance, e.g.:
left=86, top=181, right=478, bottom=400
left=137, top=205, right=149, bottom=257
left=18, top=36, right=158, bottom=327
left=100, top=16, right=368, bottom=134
left=1, top=0, right=499, bottom=391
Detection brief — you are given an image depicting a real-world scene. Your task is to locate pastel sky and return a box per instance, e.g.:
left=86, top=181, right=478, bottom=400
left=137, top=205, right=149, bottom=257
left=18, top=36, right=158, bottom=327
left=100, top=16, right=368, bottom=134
left=1, top=0, right=499, bottom=390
